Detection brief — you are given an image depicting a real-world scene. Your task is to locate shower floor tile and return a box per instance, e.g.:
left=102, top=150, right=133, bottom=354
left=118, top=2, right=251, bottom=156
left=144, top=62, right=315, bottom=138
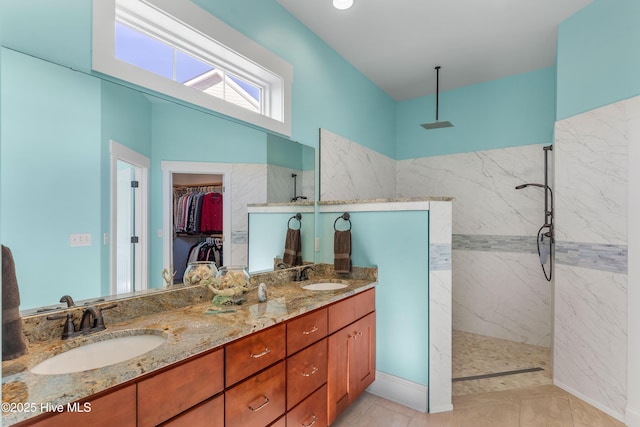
left=452, top=330, right=552, bottom=395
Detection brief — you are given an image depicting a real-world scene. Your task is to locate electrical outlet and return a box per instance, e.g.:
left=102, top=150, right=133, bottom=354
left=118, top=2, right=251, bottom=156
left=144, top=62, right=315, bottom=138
left=70, top=233, right=92, bottom=247
left=315, top=237, right=320, bottom=251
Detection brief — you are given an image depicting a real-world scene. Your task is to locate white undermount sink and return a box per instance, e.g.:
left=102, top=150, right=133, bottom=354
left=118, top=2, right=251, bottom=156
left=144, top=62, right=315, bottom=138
left=31, top=332, right=166, bottom=375
left=301, top=282, right=349, bottom=291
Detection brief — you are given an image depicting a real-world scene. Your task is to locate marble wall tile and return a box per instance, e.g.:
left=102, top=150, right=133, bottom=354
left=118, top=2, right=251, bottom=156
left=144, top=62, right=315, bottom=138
left=397, top=145, right=552, bottom=346
left=397, top=144, right=548, bottom=236
left=553, top=264, right=627, bottom=419
left=320, top=129, right=395, bottom=201
left=266, top=164, right=314, bottom=203
left=552, top=96, right=639, bottom=421
left=452, top=250, right=552, bottom=346
left=554, top=102, right=629, bottom=245
left=231, top=163, right=267, bottom=265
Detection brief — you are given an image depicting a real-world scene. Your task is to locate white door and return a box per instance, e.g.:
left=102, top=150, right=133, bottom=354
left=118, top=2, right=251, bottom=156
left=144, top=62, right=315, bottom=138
left=111, top=141, right=149, bottom=295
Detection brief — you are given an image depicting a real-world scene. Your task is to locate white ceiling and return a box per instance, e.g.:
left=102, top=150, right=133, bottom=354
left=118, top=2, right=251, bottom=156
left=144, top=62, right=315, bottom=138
left=276, top=0, right=592, bottom=101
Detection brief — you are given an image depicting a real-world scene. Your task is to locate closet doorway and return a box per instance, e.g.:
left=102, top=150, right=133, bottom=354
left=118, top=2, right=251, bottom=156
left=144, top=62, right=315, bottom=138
left=110, top=141, right=149, bottom=295
left=161, top=162, right=232, bottom=284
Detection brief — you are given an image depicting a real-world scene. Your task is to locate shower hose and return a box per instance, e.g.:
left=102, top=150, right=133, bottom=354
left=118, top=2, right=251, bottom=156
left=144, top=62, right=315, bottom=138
left=537, top=224, right=553, bottom=281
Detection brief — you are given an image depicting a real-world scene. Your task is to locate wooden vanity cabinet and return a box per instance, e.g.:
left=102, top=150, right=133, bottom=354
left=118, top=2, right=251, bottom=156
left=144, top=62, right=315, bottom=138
left=327, top=289, right=376, bottom=425
left=137, top=348, right=224, bottom=427
left=27, top=384, right=137, bottom=427
left=18, top=288, right=375, bottom=427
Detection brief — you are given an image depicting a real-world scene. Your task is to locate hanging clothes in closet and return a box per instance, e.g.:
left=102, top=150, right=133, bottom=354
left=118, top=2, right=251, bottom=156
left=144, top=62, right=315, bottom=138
left=186, top=238, right=223, bottom=269
left=174, top=186, right=223, bottom=234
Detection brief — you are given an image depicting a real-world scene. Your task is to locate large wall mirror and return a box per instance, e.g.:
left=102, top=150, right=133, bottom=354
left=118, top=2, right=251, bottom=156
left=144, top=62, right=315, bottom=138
left=1, top=6, right=315, bottom=311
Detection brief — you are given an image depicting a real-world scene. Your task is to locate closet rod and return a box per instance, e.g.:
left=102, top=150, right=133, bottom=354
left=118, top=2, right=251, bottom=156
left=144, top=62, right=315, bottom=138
left=173, top=182, right=222, bottom=188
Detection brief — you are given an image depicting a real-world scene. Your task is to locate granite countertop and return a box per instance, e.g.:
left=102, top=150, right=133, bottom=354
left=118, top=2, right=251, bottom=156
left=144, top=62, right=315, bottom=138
left=1, top=274, right=376, bottom=425
left=318, top=196, right=454, bottom=204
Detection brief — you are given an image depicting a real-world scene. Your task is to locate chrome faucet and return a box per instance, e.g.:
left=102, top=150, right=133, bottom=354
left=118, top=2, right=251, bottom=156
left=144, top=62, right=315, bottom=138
left=295, top=265, right=315, bottom=282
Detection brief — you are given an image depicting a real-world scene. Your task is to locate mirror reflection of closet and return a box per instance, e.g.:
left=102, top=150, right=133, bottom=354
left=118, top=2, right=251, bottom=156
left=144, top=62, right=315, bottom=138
left=172, top=173, right=224, bottom=284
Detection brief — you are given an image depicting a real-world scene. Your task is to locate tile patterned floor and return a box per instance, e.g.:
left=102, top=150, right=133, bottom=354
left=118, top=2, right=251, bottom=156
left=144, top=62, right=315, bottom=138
left=452, top=330, right=552, bottom=395
left=332, top=331, right=624, bottom=426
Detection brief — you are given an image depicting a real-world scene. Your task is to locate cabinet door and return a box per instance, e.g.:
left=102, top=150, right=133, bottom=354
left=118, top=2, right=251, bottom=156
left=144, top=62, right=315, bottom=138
left=327, top=312, right=376, bottom=425
left=351, top=312, right=376, bottom=396
left=137, top=349, right=224, bottom=427
left=327, top=326, right=354, bottom=425
left=225, top=361, right=286, bottom=427
left=27, top=384, right=136, bottom=427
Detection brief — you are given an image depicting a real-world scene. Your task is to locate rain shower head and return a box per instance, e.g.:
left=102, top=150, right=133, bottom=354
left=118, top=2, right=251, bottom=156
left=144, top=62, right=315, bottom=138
left=420, top=66, right=453, bottom=130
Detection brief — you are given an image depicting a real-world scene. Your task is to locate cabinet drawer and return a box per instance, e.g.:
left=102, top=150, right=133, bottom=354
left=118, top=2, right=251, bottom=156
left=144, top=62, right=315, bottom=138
left=328, top=296, right=356, bottom=334
left=269, top=417, right=286, bottom=427
left=29, top=384, right=136, bottom=427
left=287, top=384, right=328, bottom=427
left=287, top=308, right=327, bottom=355
left=225, top=324, right=286, bottom=386
left=355, top=288, right=375, bottom=319
left=137, top=348, right=224, bottom=427
left=225, top=361, right=286, bottom=427
left=161, top=394, right=224, bottom=427
left=328, top=290, right=375, bottom=334
left=287, top=338, right=327, bottom=410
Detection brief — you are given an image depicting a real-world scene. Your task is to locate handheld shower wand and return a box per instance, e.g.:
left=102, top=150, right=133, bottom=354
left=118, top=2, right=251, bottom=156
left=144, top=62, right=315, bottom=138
left=515, top=145, right=554, bottom=281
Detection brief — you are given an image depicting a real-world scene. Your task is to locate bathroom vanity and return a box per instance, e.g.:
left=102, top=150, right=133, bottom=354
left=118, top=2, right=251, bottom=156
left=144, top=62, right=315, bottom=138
left=1, top=268, right=376, bottom=427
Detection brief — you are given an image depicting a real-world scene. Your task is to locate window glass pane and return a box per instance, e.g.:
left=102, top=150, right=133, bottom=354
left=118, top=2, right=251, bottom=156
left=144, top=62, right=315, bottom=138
left=228, top=74, right=261, bottom=103
left=115, top=22, right=174, bottom=80
left=175, top=50, right=214, bottom=83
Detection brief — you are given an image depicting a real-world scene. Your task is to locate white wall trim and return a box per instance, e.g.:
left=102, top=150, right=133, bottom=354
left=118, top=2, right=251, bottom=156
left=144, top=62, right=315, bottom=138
left=554, top=380, right=625, bottom=423
left=627, top=406, right=640, bottom=427
left=366, top=371, right=430, bottom=414
left=161, top=161, right=232, bottom=273
left=110, top=141, right=149, bottom=294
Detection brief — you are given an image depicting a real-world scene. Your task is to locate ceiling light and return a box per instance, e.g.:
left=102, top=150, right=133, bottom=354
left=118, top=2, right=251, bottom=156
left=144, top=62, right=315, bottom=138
left=333, top=0, right=354, bottom=10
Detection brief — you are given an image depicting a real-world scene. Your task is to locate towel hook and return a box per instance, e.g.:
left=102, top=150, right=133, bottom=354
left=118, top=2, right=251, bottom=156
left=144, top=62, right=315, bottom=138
left=334, top=212, right=351, bottom=231
left=288, top=213, right=302, bottom=230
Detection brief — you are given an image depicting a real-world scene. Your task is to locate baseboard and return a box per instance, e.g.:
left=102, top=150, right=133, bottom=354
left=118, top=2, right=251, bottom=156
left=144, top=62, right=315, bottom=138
left=554, top=380, right=625, bottom=423
left=366, top=371, right=429, bottom=413
left=627, top=406, right=640, bottom=427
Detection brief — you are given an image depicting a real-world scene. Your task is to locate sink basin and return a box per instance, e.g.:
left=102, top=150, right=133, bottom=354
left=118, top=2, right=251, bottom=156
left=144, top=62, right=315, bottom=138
left=301, top=282, right=349, bottom=291
left=31, top=332, right=166, bottom=375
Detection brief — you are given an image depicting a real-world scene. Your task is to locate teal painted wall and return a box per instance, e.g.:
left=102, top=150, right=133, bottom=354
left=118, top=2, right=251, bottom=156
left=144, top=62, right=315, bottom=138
left=0, top=0, right=92, bottom=73
left=248, top=212, right=315, bottom=272
left=556, top=0, right=640, bottom=120
left=317, top=210, right=430, bottom=386
left=100, top=80, right=153, bottom=296
left=0, top=48, right=102, bottom=308
left=192, top=0, right=397, bottom=158
left=267, top=134, right=304, bottom=170
left=396, top=67, right=556, bottom=159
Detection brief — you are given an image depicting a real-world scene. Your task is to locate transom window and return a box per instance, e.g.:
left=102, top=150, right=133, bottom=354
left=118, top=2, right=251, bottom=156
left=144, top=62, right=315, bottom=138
left=93, top=0, right=292, bottom=136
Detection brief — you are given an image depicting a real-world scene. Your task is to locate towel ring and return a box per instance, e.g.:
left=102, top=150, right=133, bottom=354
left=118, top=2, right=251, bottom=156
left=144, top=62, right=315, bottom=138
left=288, top=213, right=302, bottom=230
left=334, top=212, right=351, bottom=231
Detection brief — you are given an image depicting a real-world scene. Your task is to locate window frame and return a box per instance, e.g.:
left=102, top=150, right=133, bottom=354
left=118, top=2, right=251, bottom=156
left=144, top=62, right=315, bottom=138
left=93, top=0, right=292, bottom=136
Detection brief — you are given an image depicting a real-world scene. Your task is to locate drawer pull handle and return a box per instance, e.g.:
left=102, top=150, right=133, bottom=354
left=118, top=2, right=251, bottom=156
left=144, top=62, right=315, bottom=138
left=248, top=396, right=270, bottom=412
left=301, top=366, right=319, bottom=377
left=302, top=414, right=318, bottom=427
left=249, top=347, right=271, bottom=358
left=302, top=326, right=318, bottom=335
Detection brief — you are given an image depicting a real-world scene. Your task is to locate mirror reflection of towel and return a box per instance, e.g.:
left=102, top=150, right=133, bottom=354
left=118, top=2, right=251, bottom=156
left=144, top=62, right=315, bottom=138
left=2, top=245, right=29, bottom=360
left=283, top=228, right=302, bottom=266
left=334, top=230, right=351, bottom=273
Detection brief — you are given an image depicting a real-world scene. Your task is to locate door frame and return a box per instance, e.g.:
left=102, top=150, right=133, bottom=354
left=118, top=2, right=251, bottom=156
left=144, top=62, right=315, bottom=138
left=161, top=161, right=232, bottom=275
left=110, top=140, right=150, bottom=295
